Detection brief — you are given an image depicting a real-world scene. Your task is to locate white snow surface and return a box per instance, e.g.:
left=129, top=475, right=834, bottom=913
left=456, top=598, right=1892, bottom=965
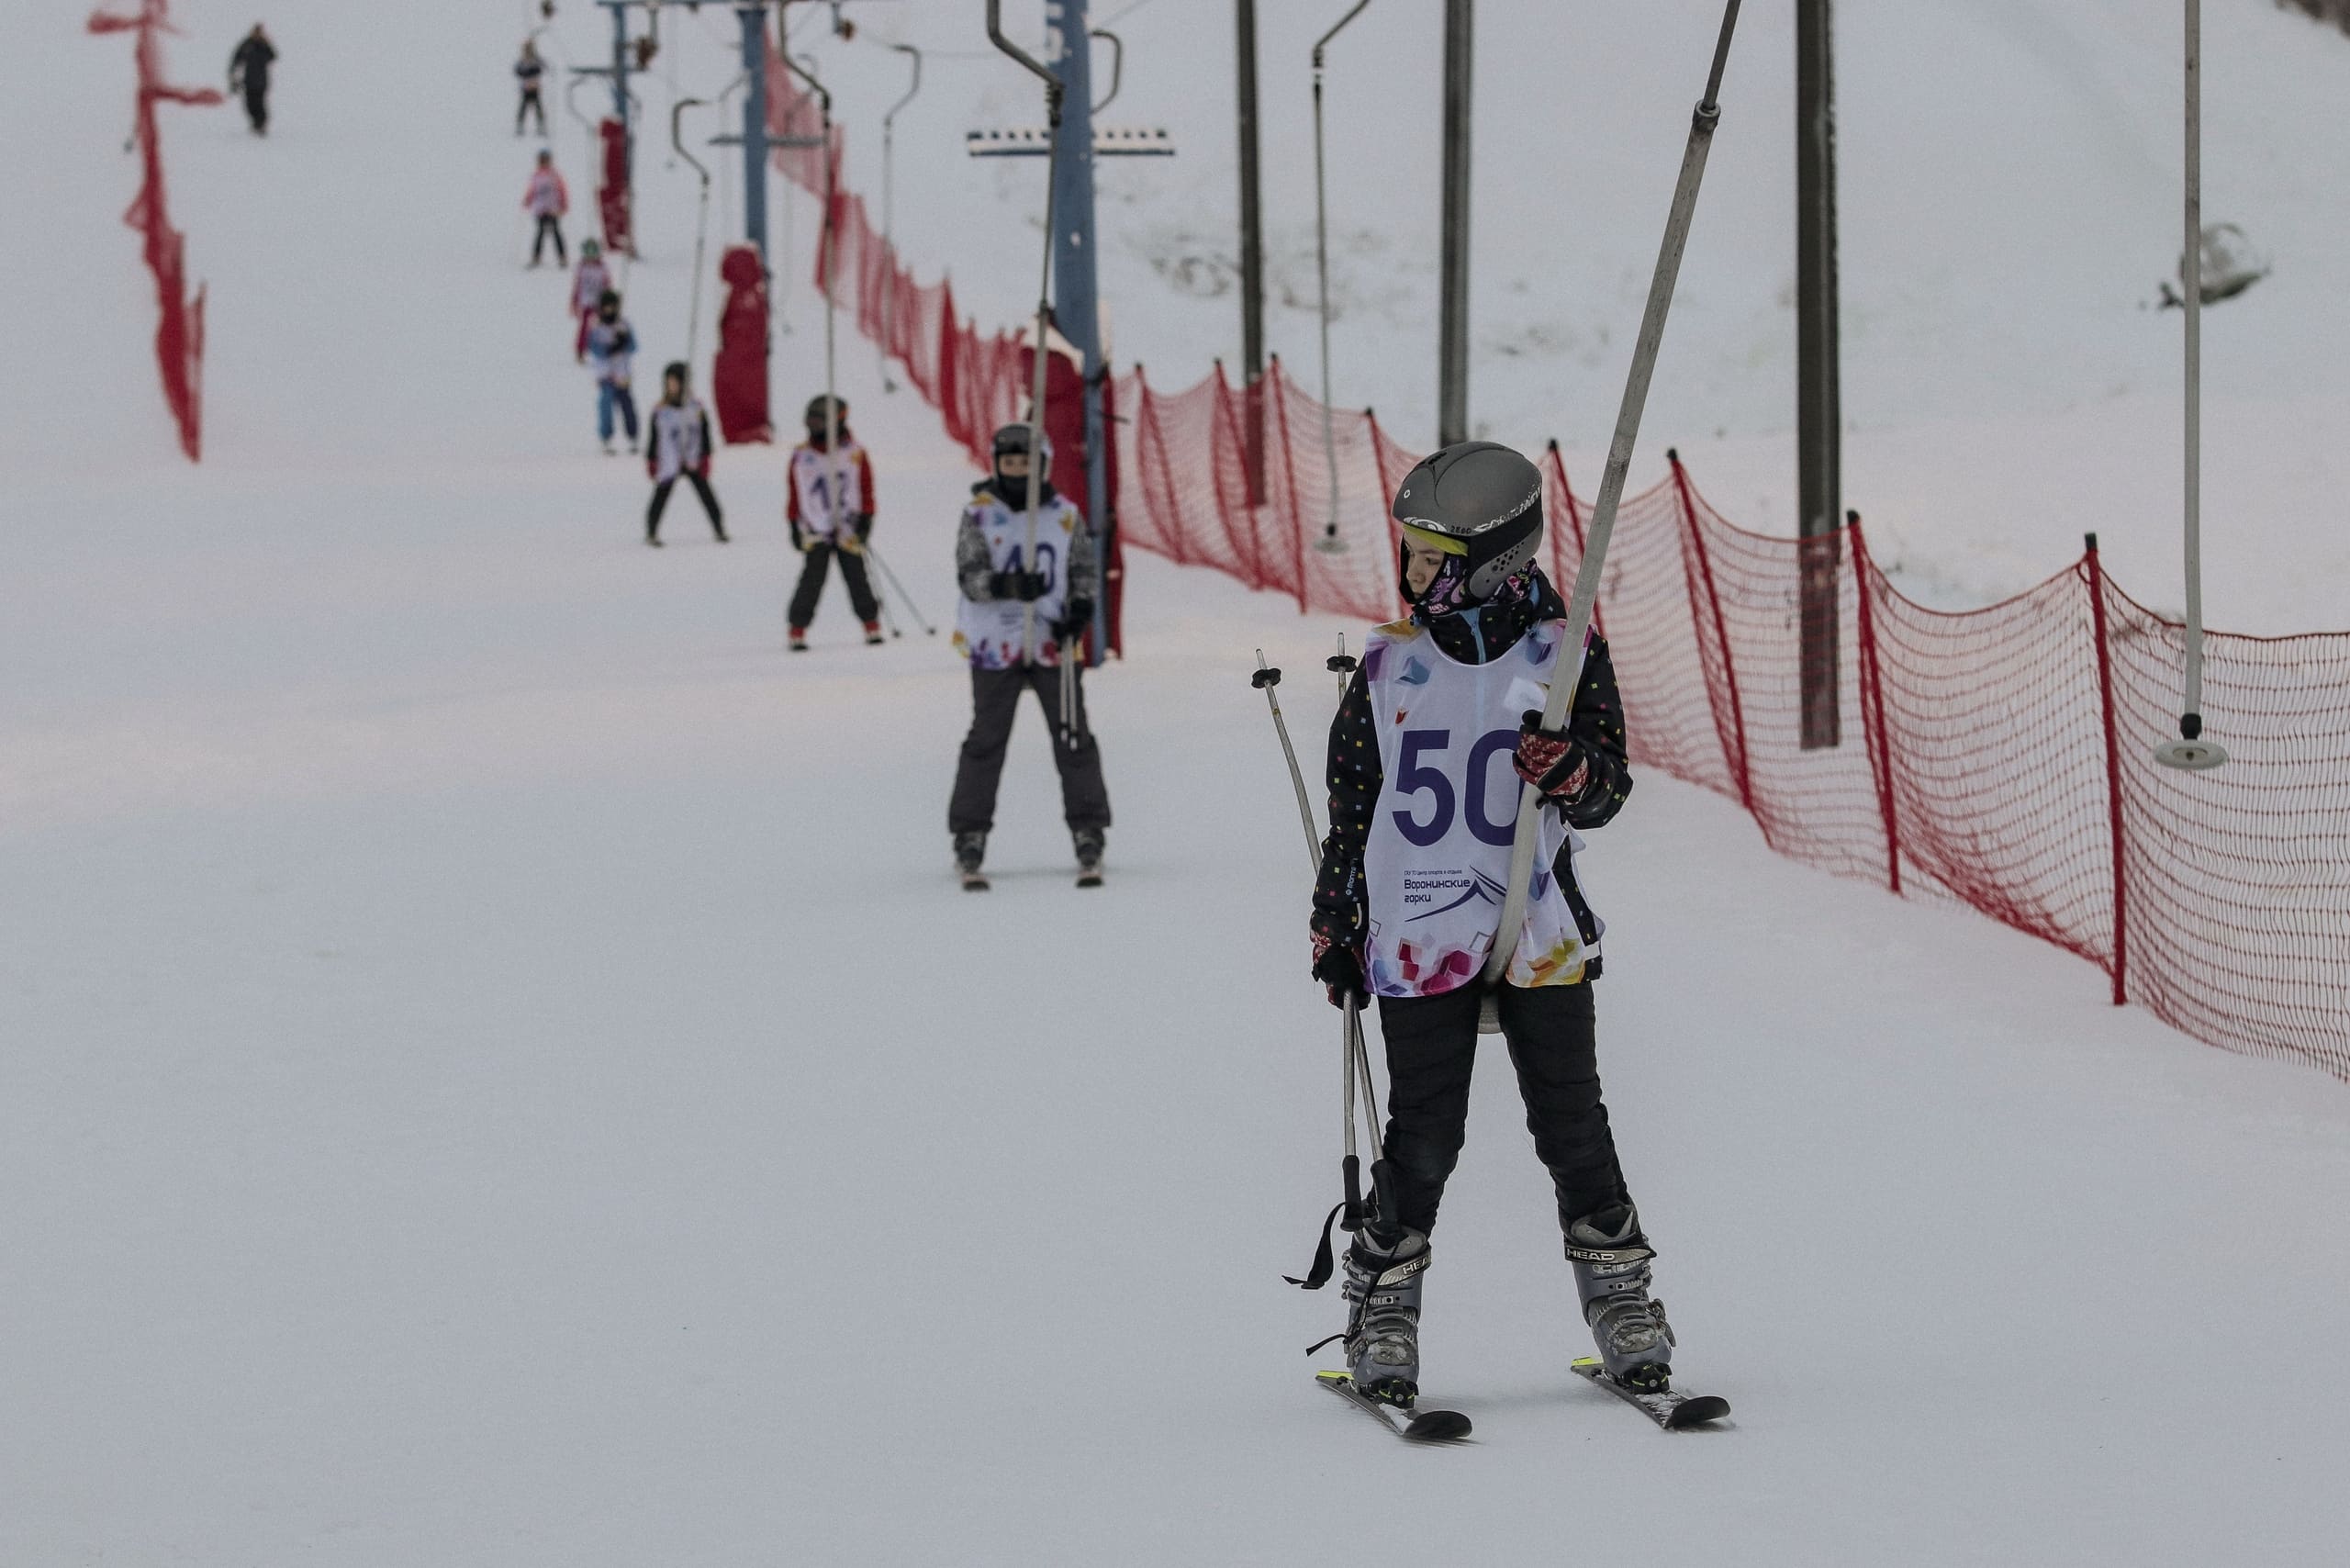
left=7, top=2, right=2350, bottom=1564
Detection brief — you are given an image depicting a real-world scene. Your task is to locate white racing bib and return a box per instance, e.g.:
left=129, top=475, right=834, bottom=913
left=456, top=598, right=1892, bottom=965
left=954, top=492, right=1080, bottom=670
left=1360, top=617, right=1598, bottom=996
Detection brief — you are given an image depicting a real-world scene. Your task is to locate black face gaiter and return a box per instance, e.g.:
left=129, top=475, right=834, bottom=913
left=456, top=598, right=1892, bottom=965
left=992, top=473, right=1030, bottom=510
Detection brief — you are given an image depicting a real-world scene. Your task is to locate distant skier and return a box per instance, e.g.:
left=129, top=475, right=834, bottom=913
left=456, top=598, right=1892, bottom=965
left=514, top=39, right=547, bottom=137
left=644, top=363, right=725, bottom=547
left=569, top=237, right=610, bottom=362
left=228, top=24, right=275, bottom=136
left=947, top=423, right=1110, bottom=890
left=582, top=289, right=638, bottom=454
left=522, top=149, right=569, bottom=269
left=785, top=395, right=882, bottom=651
left=1305, top=441, right=1666, bottom=1414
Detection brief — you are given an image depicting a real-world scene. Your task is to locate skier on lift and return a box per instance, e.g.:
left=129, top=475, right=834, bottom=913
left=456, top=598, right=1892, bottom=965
left=521, top=149, right=569, bottom=269
left=947, top=423, right=1110, bottom=890
left=228, top=24, right=275, bottom=136
left=643, top=363, right=725, bottom=547
left=569, top=237, right=610, bottom=362
left=515, top=38, right=548, bottom=137
left=1307, top=441, right=1672, bottom=1410
left=785, top=395, right=882, bottom=651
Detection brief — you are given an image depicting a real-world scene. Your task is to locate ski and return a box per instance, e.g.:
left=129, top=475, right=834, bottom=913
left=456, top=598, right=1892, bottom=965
left=960, top=869, right=990, bottom=892
left=1570, top=1359, right=1729, bottom=1429
left=1315, top=1371, right=1472, bottom=1442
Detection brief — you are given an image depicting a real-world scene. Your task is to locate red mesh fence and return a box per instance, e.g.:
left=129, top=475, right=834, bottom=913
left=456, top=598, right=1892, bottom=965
left=87, top=0, right=221, bottom=462
left=758, top=46, right=2350, bottom=1079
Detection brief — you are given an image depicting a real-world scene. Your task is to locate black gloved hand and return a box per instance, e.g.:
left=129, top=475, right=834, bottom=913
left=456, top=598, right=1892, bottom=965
left=849, top=511, right=874, bottom=541
left=1051, top=597, right=1095, bottom=640
left=1015, top=570, right=1048, bottom=602
left=987, top=568, right=1017, bottom=599
left=1310, top=924, right=1369, bottom=1010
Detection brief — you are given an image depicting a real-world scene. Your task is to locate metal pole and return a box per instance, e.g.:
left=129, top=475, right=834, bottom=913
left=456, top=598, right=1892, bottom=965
left=1237, top=0, right=1267, bottom=501
left=672, top=97, right=712, bottom=363
left=1438, top=0, right=1473, bottom=448
left=985, top=0, right=1066, bottom=670
left=1478, top=0, right=1745, bottom=1010
left=2158, top=0, right=2225, bottom=770
left=1046, top=3, right=1111, bottom=673
left=1313, top=2, right=1372, bottom=555
left=2183, top=0, right=2202, bottom=722
left=880, top=44, right=921, bottom=391
left=739, top=4, right=771, bottom=263
left=1795, top=0, right=1841, bottom=749
left=780, top=50, right=841, bottom=572
left=609, top=1, right=632, bottom=194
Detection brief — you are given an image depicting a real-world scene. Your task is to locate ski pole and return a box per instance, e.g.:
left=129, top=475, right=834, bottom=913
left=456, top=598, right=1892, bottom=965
left=866, top=552, right=905, bottom=640
left=860, top=543, right=936, bottom=635
left=1253, top=651, right=1323, bottom=879
left=1255, top=651, right=1392, bottom=1251
left=1480, top=0, right=1745, bottom=1034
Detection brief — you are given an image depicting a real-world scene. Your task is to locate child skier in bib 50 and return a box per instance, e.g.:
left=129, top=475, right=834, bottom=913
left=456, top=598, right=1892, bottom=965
left=947, top=424, right=1110, bottom=890
left=1309, top=442, right=1671, bottom=1409
left=785, top=395, right=882, bottom=651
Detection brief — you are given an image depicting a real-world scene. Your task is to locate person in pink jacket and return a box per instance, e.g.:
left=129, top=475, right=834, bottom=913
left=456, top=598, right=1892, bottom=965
left=522, top=150, right=569, bottom=269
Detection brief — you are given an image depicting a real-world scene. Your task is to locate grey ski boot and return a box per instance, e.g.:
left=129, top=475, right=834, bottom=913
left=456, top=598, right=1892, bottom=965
left=1566, top=1203, right=1674, bottom=1390
left=1340, top=1228, right=1430, bottom=1407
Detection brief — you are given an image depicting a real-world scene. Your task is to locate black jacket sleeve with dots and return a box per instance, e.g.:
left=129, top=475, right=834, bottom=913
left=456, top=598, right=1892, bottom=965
left=1308, top=632, right=1633, bottom=948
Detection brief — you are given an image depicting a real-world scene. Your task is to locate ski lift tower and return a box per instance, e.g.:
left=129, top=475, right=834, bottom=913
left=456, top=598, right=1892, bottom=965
left=969, top=1, right=1173, bottom=665
left=706, top=2, right=828, bottom=270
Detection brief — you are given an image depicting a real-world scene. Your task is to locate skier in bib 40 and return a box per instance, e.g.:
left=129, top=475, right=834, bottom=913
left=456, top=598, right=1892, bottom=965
left=1309, top=442, right=1672, bottom=1409
left=946, top=424, right=1110, bottom=890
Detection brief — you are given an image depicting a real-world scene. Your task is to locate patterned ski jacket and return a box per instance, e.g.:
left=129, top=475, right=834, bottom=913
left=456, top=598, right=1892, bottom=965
left=1310, top=567, right=1631, bottom=980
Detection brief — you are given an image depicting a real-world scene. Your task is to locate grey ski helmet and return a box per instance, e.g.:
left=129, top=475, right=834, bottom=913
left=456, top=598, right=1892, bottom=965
left=804, top=393, right=847, bottom=426
left=1390, top=441, right=1545, bottom=601
left=582, top=237, right=602, bottom=260
left=990, top=421, right=1051, bottom=473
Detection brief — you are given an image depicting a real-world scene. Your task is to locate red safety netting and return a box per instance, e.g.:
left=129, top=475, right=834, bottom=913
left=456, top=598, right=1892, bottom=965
left=87, top=0, right=221, bottom=462
left=756, top=45, right=2350, bottom=1077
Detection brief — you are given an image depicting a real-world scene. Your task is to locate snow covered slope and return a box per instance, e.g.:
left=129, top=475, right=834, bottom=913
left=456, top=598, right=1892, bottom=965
left=6, top=3, right=2350, bottom=1564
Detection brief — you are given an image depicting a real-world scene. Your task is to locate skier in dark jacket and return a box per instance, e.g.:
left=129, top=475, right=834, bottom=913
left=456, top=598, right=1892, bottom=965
left=1307, top=441, right=1670, bottom=1414
left=228, top=25, right=275, bottom=135
left=515, top=39, right=547, bottom=137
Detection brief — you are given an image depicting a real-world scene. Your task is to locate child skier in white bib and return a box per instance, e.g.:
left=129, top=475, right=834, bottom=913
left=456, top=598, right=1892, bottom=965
left=1308, top=442, right=1670, bottom=1410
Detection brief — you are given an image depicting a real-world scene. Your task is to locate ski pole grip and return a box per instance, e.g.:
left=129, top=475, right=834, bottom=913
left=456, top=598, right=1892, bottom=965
left=1342, top=1154, right=1362, bottom=1232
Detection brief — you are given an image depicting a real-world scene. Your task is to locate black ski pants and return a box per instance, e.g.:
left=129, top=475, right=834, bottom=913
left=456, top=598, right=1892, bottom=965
left=243, top=83, right=269, bottom=134
left=647, top=474, right=724, bottom=542
left=517, top=88, right=546, bottom=136
left=1374, top=981, right=1631, bottom=1252
left=948, top=664, right=1112, bottom=836
left=788, top=541, right=878, bottom=629
left=532, top=215, right=567, bottom=267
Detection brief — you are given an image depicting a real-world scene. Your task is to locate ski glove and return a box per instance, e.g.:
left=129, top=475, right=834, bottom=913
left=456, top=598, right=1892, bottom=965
left=1051, top=597, right=1094, bottom=640
left=849, top=511, right=874, bottom=541
left=1513, top=709, right=1592, bottom=801
left=988, top=570, right=1049, bottom=602
left=1310, top=923, right=1370, bottom=1010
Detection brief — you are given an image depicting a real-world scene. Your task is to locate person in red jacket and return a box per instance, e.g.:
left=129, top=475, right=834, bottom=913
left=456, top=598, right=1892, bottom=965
left=522, top=150, right=569, bottom=268
left=644, top=363, right=725, bottom=547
